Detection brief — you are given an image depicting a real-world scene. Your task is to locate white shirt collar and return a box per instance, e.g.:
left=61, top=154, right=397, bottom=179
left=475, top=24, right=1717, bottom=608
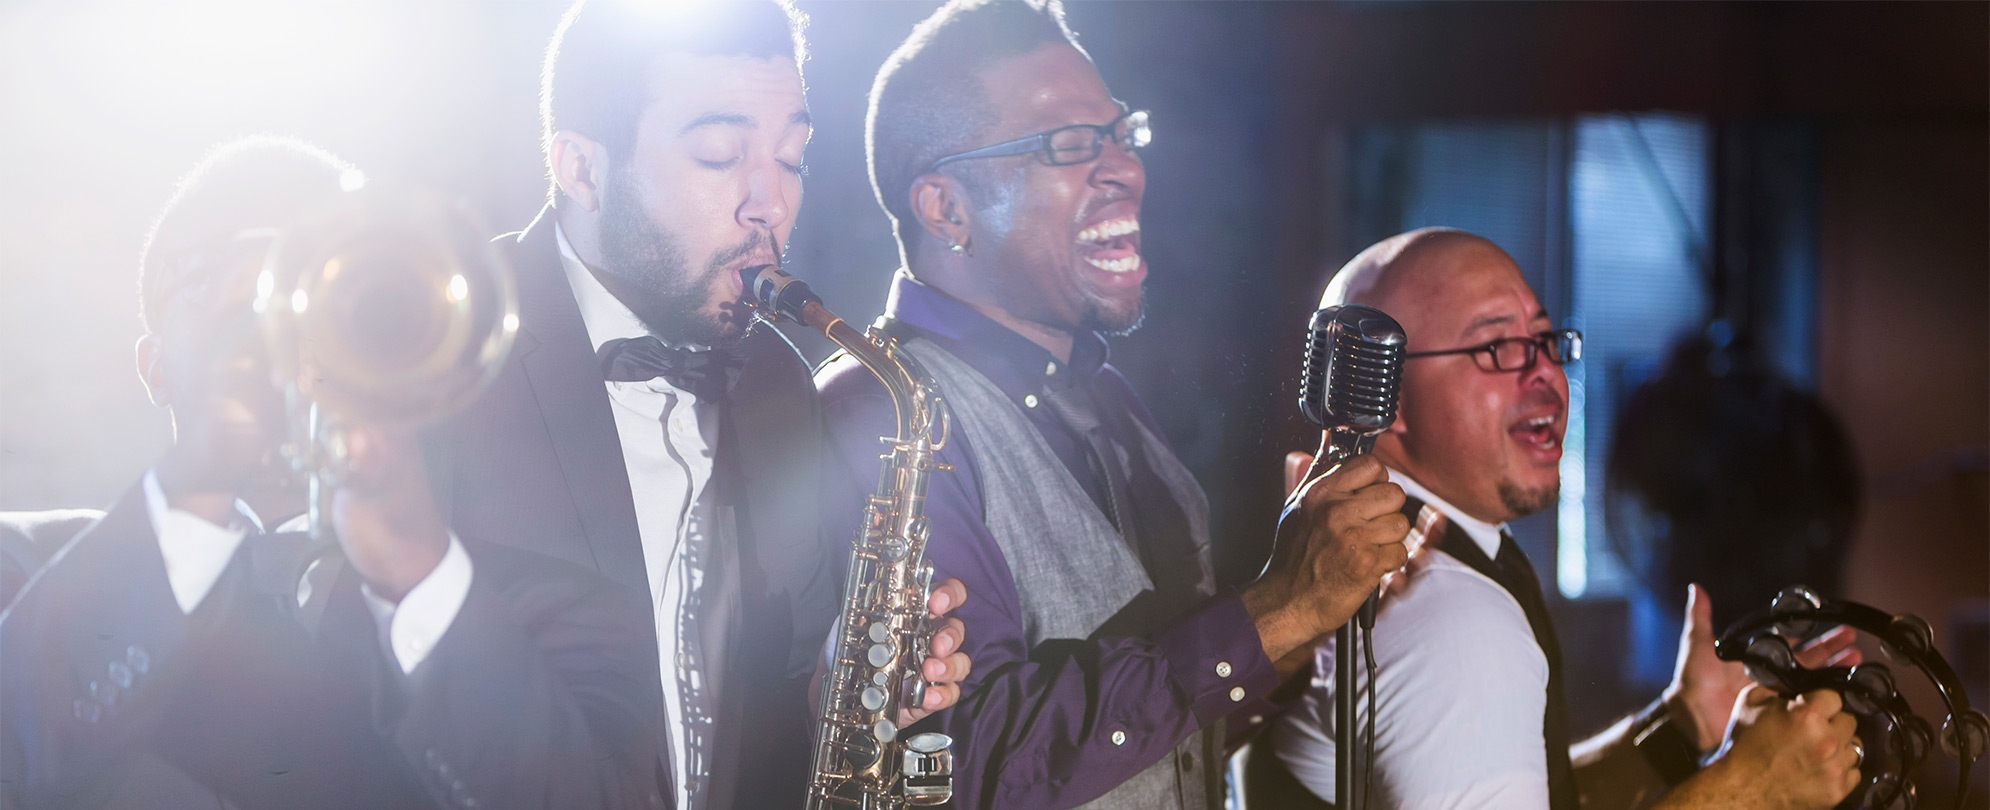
left=555, top=223, right=654, bottom=354
left=141, top=468, right=262, bottom=536
left=1388, top=468, right=1505, bottom=559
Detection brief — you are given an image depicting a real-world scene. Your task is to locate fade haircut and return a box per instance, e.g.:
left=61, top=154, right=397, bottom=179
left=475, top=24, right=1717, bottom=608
left=138, top=135, right=361, bottom=333
left=867, top=0, right=1086, bottom=255
left=540, top=0, right=809, bottom=204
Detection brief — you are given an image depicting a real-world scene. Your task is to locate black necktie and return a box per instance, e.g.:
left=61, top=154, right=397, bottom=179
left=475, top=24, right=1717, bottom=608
left=595, top=335, right=737, bottom=401
left=1038, top=385, right=1136, bottom=546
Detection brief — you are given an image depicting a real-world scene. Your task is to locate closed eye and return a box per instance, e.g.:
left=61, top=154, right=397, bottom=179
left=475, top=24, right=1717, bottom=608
left=780, top=161, right=807, bottom=177
left=697, top=158, right=740, bottom=170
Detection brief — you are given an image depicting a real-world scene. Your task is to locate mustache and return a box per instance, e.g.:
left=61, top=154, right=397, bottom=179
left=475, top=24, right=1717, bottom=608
left=708, top=229, right=782, bottom=273
left=1510, top=387, right=1567, bottom=419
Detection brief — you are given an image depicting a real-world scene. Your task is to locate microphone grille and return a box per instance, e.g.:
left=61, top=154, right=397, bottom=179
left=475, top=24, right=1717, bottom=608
left=1300, top=305, right=1406, bottom=432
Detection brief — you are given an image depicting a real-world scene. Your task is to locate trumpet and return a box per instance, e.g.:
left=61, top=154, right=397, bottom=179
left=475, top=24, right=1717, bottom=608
left=252, top=182, right=518, bottom=538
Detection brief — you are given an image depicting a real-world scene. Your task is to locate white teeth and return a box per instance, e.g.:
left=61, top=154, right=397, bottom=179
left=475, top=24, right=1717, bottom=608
left=1083, top=255, right=1141, bottom=273
left=1524, top=416, right=1553, bottom=428
left=1077, top=217, right=1140, bottom=244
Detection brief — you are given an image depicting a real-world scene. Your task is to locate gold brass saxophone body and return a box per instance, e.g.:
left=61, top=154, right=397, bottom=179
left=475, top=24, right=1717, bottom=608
left=740, top=265, right=956, bottom=810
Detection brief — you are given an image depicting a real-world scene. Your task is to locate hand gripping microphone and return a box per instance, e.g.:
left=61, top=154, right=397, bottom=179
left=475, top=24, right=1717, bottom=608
left=1297, top=304, right=1405, bottom=810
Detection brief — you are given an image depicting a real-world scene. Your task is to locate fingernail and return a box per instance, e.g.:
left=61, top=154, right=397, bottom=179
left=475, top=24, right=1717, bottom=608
left=930, top=590, right=951, bottom=614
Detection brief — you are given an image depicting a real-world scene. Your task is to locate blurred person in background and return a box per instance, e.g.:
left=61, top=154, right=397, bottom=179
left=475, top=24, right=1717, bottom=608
left=1606, top=333, right=1860, bottom=628
left=0, top=136, right=663, bottom=810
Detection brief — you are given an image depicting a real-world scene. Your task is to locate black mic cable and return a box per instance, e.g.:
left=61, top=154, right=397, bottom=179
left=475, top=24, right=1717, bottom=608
left=1298, top=304, right=1405, bottom=810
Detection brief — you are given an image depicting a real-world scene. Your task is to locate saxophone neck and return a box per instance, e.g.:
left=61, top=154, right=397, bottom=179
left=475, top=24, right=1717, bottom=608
left=739, top=265, right=944, bottom=447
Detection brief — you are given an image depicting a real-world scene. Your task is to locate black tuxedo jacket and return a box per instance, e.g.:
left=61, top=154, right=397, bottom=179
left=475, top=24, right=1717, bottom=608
left=423, top=208, right=837, bottom=810
left=0, top=483, right=662, bottom=810
left=0, top=510, right=101, bottom=613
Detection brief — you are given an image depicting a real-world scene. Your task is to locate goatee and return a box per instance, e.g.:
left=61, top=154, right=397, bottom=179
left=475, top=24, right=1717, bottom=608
left=1498, top=479, right=1560, bottom=519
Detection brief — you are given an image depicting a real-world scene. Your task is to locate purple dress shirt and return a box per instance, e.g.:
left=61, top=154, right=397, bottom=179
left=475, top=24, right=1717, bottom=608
left=815, top=272, right=1281, bottom=809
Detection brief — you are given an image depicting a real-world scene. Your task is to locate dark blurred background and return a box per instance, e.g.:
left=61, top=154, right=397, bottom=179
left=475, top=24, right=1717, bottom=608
left=1, top=0, right=1983, bottom=797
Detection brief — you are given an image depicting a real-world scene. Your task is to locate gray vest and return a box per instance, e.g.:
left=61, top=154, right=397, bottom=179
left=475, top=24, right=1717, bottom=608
left=902, top=338, right=1222, bottom=810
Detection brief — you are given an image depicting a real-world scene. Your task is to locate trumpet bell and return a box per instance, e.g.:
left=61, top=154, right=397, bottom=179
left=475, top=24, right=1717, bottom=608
left=255, top=183, right=517, bottom=428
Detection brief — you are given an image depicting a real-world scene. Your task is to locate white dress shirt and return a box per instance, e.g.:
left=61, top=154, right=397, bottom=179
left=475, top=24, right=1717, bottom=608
left=142, top=469, right=472, bottom=676
left=558, top=225, right=734, bottom=810
left=1270, top=469, right=1553, bottom=809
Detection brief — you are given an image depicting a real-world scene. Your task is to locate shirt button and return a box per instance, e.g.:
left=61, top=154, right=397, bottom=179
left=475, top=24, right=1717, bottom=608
left=1023, top=394, right=1040, bottom=409
left=1250, top=715, right=1265, bottom=725
left=1229, top=686, right=1246, bottom=702
left=1110, top=730, right=1127, bottom=746
left=1046, top=361, right=1059, bottom=375
left=1215, top=661, right=1233, bottom=678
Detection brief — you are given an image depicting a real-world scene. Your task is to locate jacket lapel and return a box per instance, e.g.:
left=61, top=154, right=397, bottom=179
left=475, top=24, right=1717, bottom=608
left=507, top=211, right=650, bottom=602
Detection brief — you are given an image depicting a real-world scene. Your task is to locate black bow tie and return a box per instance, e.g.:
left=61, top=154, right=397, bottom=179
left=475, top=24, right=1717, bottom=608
left=595, top=336, right=739, bottom=401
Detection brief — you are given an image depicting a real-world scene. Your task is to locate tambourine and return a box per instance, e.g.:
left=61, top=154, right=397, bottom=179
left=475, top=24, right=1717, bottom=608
left=1715, top=586, right=1987, bottom=810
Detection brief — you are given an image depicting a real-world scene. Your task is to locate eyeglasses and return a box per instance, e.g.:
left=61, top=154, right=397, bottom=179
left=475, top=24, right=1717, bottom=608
left=926, top=109, right=1151, bottom=174
left=1405, top=329, right=1583, bottom=372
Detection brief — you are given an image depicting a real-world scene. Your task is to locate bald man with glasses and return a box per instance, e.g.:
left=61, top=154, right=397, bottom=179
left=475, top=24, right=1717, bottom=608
left=1255, top=227, right=1864, bottom=810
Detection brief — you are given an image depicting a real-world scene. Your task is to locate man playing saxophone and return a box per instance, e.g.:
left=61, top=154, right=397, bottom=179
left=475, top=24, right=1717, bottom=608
left=818, top=2, right=1410, bottom=808
left=417, top=2, right=975, bottom=808
left=0, top=137, right=664, bottom=810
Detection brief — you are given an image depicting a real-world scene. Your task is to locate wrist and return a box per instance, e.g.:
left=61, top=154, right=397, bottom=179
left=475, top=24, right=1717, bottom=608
left=1661, top=687, right=1717, bottom=752
left=1633, top=698, right=1707, bottom=787
left=1242, top=580, right=1311, bottom=661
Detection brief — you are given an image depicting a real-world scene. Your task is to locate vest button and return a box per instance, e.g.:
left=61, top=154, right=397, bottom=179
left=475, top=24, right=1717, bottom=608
left=1215, top=661, right=1232, bottom=678
left=1023, top=394, right=1040, bottom=409
left=1110, top=729, right=1127, bottom=746
left=1228, top=686, right=1246, bottom=702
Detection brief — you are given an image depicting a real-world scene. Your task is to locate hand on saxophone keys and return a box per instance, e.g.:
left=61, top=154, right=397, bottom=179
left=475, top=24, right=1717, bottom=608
left=900, top=576, right=972, bottom=726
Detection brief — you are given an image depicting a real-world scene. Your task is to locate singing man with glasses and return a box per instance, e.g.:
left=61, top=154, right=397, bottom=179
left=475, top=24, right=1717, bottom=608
left=1252, top=228, right=1863, bottom=810
left=818, top=2, right=1417, bottom=809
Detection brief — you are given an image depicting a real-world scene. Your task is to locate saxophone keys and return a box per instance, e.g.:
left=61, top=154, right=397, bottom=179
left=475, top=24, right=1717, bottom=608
left=861, top=685, right=887, bottom=712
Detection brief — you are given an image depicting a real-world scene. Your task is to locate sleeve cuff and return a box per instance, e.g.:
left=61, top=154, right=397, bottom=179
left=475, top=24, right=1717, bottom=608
left=1152, top=591, right=1280, bottom=726
left=360, top=533, right=474, bottom=674
left=143, top=469, right=250, bottom=614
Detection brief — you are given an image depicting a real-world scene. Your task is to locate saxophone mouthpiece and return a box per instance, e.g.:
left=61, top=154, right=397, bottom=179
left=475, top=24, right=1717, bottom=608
left=739, top=264, right=821, bottom=324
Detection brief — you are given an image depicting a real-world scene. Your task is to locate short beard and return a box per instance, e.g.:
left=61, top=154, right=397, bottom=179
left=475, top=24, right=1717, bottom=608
left=598, top=166, right=737, bottom=347
left=1498, top=478, right=1560, bottom=519
left=1083, top=290, right=1146, bottom=336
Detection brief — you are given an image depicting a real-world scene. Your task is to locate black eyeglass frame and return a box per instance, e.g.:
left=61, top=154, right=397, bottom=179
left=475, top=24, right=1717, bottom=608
left=1404, top=328, right=1583, bottom=372
left=924, top=109, right=1150, bottom=174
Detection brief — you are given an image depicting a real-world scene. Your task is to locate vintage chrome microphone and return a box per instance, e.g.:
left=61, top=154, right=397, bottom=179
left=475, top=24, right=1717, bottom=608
left=1298, top=304, right=1406, bottom=810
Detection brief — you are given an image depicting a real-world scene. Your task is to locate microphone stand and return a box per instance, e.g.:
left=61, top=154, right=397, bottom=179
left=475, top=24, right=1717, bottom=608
left=1328, top=427, right=1380, bottom=810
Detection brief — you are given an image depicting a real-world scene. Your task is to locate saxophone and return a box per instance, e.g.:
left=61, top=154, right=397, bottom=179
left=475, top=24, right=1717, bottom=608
left=738, top=266, right=956, bottom=809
